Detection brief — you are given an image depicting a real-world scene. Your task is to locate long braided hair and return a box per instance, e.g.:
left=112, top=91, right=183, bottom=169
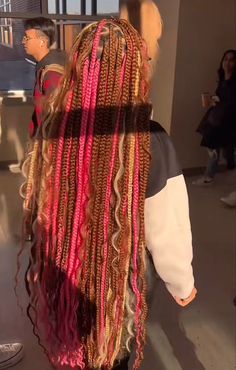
left=21, top=18, right=152, bottom=370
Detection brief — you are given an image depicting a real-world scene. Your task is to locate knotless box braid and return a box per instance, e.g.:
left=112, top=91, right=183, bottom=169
left=20, top=18, right=152, bottom=370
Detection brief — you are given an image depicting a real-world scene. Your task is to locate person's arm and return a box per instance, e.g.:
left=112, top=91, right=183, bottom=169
left=29, top=70, right=63, bottom=138
left=42, top=70, right=63, bottom=96
left=145, top=123, right=196, bottom=306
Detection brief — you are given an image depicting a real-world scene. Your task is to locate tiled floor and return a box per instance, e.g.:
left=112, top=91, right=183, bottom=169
left=0, top=168, right=235, bottom=370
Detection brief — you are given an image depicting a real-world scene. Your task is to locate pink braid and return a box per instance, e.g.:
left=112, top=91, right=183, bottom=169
left=67, top=20, right=106, bottom=278
left=58, top=57, right=89, bottom=349
left=63, top=22, right=105, bottom=351
left=73, top=58, right=101, bottom=275
left=66, top=59, right=101, bottom=345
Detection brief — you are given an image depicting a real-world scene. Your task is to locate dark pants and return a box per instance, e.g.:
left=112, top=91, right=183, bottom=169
left=112, top=357, right=129, bottom=370
left=205, top=145, right=235, bottom=178
left=224, top=144, right=236, bottom=169
left=90, top=357, right=129, bottom=370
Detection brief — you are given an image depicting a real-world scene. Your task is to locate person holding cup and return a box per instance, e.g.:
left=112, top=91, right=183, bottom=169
left=193, top=49, right=236, bottom=186
left=201, top=92, right=211, bottom=108
left=201, top=92, right=220, bottom=108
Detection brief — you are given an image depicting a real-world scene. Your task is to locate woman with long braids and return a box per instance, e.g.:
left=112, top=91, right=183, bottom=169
left=20, top=17, right=196, bottom=370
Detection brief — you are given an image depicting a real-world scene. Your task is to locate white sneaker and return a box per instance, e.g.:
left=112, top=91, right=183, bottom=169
left=221, top=192, right=236, bottom=207
left=0, top=343, right=24, bottom=369
left=192, top=177, right=214, bottom=186
left=8, top=163, right=21, bottom=174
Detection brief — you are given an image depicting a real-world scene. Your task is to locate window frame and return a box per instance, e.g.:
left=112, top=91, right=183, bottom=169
left=0, top=0, right=120, bottom=91
left=0, top=0, right=12, bottom=47
left=0, top=0, right=119, bottom=19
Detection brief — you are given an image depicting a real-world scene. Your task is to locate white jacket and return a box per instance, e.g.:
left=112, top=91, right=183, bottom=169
left=145, top=121, right=194, bottom=299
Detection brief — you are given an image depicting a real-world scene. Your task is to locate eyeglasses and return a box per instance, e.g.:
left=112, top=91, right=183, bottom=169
left=22, top=35, right=39, bottom=42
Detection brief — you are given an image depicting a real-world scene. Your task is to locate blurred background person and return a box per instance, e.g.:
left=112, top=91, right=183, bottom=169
left=193, top=49, right=236, bottom=186
left=22, top=17, right=66, bottom=138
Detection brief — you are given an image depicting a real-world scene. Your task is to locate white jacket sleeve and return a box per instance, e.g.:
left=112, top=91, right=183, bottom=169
left=144, top=174, right=194, bottom=299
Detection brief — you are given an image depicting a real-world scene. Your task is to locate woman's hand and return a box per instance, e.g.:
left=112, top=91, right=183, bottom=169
left=174, top=287, right=197, bottom=307
left=211, top=95, right=220, bottom=106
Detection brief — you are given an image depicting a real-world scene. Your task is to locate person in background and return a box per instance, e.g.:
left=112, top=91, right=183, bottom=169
left=20, top=17, right=196, bottom=370
left=10, top=18, right=66, bottom=174
left=22, top=17, right=66, bottom=138
left=193, top=49, right=236, bottom=186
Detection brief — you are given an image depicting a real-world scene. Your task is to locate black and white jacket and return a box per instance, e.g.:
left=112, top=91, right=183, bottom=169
left=145, top=121, right=194, bottom=299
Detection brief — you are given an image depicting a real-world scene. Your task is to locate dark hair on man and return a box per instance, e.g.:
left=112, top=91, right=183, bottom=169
left=24, top=17, right=56, bottom=46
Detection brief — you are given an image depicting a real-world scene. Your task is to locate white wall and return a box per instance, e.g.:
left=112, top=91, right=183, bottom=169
left=0, top=99, right=32, bottom=163
left=151, top=0, right=180, bottom=134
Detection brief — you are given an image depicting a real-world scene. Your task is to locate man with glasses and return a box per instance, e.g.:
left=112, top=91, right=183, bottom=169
left=22, top=17, right=66, bottom=138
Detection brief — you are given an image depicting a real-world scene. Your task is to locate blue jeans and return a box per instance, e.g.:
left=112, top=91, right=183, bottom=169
left=205, top=145, right=236, bottom=178
left=205, top=149, right=220, bottom=179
